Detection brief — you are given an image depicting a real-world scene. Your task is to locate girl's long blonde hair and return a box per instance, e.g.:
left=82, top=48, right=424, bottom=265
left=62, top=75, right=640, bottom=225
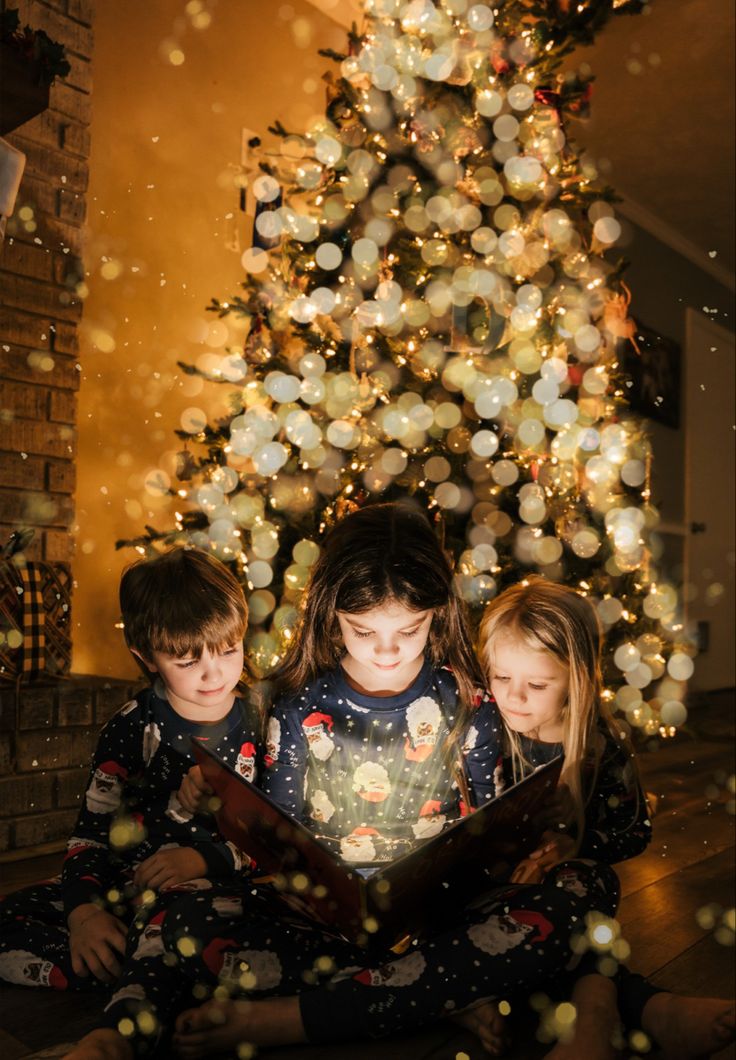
left=479, top=577, right=630, bottom=847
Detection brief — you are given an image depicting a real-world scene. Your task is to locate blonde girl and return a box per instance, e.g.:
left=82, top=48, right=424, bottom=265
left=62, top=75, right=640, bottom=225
left=478, top=577, right=735, bottom=1059
left=479, top=576, right=647, bottom=877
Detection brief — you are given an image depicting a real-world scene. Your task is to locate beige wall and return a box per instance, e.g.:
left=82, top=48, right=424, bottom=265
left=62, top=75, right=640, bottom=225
left=614, top=222, right=735, bottom=692
left=75, top=0, right=344, bottom=677
left=684, top=311, right=735, bottom=691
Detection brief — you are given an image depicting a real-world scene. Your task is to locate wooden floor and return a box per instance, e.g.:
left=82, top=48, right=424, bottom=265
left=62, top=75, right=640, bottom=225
left=1, top=694, right=734, bottom=1060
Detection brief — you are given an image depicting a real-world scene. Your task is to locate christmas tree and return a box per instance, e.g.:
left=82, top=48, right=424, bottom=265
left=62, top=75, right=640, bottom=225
left=121, top=0, right=694, bottom=735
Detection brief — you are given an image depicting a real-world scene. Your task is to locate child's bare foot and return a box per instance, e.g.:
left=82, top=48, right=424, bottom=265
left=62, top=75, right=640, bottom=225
left=63, top=1028, right=134, bottom=1060
left=173, top=996, right=306, bottom=1058
left=450, top=1000, right=509, bottom=1056
left=641, top=993, right=736, bottom=1058
left=544, top=974, right=619, bottom=1060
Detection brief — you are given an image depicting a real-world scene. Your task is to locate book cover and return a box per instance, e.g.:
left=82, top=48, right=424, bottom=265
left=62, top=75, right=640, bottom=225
left=192, top=740, right=562, bottom=949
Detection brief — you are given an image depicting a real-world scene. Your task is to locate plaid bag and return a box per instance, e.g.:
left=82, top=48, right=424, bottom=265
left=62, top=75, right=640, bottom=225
left=0, top=545, right=72, bottom=681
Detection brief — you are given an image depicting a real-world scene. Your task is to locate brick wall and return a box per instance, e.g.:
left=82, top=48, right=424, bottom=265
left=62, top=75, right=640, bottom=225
left=0, top=0, right=94, bottom=565
left=0, top=6, right=153, bottom=862
left=0, top=5, right=149, bottom=863
left=0, top=675, right=140, bottom=855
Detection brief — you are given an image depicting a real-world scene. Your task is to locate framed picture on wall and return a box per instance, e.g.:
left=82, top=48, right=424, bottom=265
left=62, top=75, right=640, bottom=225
left=620, top=324, right=682, bottom=429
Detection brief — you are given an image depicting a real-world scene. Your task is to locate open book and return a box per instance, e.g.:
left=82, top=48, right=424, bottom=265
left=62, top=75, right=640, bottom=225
left=192, top=741, right=562, bottom=950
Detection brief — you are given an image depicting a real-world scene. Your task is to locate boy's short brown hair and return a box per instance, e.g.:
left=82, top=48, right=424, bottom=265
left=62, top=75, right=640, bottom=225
left=120, top=547, right=248, bottom=663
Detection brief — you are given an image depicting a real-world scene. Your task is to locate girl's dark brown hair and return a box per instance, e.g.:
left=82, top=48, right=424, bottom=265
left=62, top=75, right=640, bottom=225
left=120, top=547, right=248, bottom=667
left=275, top=502, right=483, bottom=741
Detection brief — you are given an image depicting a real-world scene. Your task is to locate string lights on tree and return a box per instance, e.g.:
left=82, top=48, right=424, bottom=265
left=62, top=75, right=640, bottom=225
left=120, top=0, right=694, bottom=737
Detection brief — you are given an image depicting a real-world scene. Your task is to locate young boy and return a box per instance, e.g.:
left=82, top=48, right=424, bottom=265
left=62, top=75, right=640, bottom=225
left=0, top=548, right=260, bottom=1027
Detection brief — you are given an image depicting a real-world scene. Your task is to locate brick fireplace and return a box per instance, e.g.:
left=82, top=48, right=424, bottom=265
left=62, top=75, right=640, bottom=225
left=0, top=0, right=132, bottom=859
left=0, top=675, right=138, bottom=857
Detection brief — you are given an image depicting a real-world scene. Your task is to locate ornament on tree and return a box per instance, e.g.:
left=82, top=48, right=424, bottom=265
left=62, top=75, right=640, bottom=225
left=604, top=283, right=641, bottom=353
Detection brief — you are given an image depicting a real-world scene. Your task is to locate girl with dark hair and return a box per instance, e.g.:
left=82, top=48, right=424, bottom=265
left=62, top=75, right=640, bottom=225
left=272, top=500, right=482, bottom=753
left=161, top=503, right=623, bottom=1058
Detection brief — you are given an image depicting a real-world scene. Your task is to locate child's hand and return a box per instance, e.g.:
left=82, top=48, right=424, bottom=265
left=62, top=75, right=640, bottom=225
left=133, top=847, right=208, bottom=891
left=510, top=831, right=577, bottom=884
left=178, top=765, right=214, bottom=815
left=68, top=904, right=128, bottom=983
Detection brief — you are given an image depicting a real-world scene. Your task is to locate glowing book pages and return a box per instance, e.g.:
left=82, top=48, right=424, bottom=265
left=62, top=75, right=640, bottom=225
left=192, top=741, right=562, bottom=950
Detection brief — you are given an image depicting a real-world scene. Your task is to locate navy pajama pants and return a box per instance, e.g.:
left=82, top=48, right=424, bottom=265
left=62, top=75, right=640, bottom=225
left=0, top=876, right=115, bottom=992
left=115, top=858, right=621, bottom=1049
left=0, top=873, right=209, bottom=1013
left=5, top=862, right=654, bottom=1054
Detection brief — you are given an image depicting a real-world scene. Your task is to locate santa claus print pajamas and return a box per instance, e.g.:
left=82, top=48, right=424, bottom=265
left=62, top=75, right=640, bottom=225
left=0, top=682, right=260, bottom=1017
left=158, top=661, right=624, bottom=1045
